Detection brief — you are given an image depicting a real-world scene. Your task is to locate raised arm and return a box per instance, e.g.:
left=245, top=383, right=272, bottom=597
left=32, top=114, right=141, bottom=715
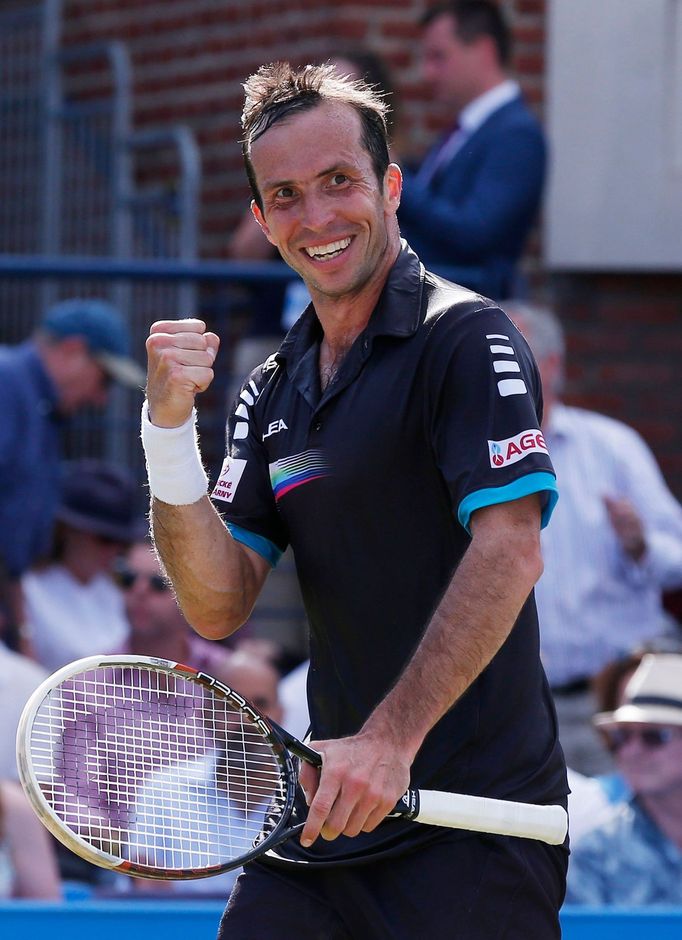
left=144, top=319, right=270, bottom=639
left=298, top=494, right=543, bottom=846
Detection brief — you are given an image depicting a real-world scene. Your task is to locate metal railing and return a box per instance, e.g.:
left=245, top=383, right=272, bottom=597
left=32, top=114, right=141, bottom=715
left=0, top=3, right=307, bottom=659
left=0, top=0, right=205, bottom=468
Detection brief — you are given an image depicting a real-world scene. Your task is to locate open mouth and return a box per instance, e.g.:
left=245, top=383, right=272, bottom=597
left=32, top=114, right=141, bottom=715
left=304, top=237, right=351, bottom=262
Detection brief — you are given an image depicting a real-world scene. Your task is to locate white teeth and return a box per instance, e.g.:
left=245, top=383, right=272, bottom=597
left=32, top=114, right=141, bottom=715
left=305, top=238, right=351, bottom=259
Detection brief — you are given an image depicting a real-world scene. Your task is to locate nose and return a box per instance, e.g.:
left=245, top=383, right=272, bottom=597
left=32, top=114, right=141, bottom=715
left=299, top=191, right=336, bottom=234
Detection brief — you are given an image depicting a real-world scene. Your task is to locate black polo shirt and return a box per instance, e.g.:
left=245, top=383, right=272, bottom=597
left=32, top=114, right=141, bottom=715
left=212, top=243, right=567, bottom=865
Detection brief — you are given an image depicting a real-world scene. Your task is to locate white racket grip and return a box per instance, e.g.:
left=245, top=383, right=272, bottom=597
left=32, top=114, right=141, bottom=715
left=413, top=790, right=568, bottom=845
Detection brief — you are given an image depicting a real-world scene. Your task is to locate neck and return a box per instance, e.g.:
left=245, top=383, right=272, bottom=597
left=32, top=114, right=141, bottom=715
left=456, top=72, right=508, bottom=113
left=639, top=791, right=682, bottom=849
left=312, top=235, right=400, bottom=387
left=475, top=70, right=509, bottom=100
left=319, top=332, right=356, bottom=391
left=312, top=232, right=400, bottom=342
left=316, top=292, right=377, bottom=392
left=61, top=548, right=101, bottom=585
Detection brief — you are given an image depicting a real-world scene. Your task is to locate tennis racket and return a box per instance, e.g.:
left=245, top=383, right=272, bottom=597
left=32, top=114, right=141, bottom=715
left=16, top=654, right=567, bottom=881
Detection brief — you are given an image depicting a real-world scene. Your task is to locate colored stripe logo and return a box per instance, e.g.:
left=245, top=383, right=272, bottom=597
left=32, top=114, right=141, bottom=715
left=269, top=450, right=330, bottom=501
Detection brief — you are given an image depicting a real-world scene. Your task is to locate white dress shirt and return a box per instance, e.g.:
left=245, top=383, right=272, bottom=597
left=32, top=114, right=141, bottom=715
left=537, top=404, right=682, bottom=686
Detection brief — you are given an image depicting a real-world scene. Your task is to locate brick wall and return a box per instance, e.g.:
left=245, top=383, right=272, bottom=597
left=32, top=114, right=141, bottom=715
left=553, top=273, right=682, bottom=494
left=60, top=0, right=682, bottom=497
left=61, top=0, right=546, bottom=255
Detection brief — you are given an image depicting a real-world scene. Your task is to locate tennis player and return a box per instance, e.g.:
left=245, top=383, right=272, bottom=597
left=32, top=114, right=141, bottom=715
left=142, top=62, right=568, bottom=938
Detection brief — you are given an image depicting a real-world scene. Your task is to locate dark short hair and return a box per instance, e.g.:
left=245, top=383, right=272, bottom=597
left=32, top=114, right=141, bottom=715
left=241, top=61, right=391, bottom=212
left=329, top=47, right=396, bottom=131
left=421, top=1, right=511, bottom=67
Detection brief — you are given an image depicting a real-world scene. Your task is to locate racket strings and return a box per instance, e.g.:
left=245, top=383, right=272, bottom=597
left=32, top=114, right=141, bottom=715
left=29, top=664, right=287, bottom=874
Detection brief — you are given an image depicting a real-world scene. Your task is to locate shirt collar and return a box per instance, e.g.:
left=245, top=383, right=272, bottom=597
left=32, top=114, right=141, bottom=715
left=276, top=241, right=424, bottom=366
left=459, top=79, right=520, bottom=134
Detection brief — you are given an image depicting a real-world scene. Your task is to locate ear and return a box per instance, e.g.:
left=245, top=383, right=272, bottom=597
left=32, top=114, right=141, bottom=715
left=251, top=200, right=276, bottom=246
left=384, top=163, right=402, bottom=210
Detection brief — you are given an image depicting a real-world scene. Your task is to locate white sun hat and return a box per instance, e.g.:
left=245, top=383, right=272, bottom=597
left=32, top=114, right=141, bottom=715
left=594, top=653, right=682, bottom=730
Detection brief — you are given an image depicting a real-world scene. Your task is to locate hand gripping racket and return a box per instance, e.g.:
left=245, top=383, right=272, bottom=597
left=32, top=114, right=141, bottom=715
left=16, top=654, right=567, bottom=881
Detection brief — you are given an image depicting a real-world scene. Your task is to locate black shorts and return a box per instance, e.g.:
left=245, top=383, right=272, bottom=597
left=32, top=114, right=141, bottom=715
left=218, top=832, right=568, bottom=940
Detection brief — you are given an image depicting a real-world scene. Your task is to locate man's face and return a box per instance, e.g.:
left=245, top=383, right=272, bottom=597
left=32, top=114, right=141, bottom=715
left=56, top=339, right=111, bottom=413
left=121, top=543, right=182, bottom=638
left=249, top=100, right=401, bottom=305
left=608, top=723, right=682, bottom=799
left=223, top=660, right=282, bottom=725
left=421, top=13, right=482, bottom=109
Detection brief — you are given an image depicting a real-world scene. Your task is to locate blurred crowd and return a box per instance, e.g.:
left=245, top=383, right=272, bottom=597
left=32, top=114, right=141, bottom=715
left=1, top=0, right=682, bottom=910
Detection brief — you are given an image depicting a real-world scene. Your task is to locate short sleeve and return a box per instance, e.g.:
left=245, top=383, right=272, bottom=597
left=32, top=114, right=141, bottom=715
left=211, top=371, right=288, bottom=567
left=428, top=305, right=558, bottom=533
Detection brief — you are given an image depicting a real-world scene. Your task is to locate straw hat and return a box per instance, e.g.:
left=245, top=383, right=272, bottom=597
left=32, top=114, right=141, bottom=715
left=594, top=653, right=682, bottom=729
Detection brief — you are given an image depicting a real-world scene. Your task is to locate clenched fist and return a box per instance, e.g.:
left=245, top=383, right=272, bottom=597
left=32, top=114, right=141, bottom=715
left=145, top=319, right=220, bottom=428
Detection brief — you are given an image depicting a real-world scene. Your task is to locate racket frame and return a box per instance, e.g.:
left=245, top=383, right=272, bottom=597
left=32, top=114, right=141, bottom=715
left=15, top=654, right=315, bottom=880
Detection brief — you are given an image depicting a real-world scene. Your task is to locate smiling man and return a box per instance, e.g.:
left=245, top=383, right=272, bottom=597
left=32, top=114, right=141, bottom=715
left=141, top=62, right=567, bottom=939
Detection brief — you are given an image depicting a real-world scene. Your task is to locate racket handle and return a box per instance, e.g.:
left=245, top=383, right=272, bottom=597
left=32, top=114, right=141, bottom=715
left=392, top=789, right=568, bottom=846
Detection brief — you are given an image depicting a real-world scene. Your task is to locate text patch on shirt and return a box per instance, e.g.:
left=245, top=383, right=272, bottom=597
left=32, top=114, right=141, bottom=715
left=213, top=456, right=247, bottom=503
left=488, top=429, right=548, bottom=468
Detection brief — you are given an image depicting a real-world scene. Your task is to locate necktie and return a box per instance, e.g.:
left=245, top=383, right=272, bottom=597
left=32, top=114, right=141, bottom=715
left=415, top=120, right=463, bottom=187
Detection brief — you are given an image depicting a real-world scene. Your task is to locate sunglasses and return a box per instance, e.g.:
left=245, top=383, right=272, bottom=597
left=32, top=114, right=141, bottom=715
left=116, top=568, right=169, bottom=594
left=601, top=726, right=682, bottom=753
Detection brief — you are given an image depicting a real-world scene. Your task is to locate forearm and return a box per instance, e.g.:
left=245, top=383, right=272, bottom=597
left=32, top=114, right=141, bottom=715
left=151, top=495, right=268, bottom=640
left=362, top=500, right=543, bottom=761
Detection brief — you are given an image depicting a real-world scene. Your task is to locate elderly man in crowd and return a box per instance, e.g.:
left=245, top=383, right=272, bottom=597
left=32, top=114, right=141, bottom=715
left=506, top=301, right=682, bottom=774
left=567, top=653, right=682, bottom=903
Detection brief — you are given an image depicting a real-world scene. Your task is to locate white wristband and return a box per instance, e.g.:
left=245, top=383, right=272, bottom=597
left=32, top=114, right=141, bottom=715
left=140, top=401, right=209, bottom=505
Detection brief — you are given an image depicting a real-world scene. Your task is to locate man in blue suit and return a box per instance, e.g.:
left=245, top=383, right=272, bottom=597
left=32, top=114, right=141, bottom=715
left=398, top=1, right=547, bottom=300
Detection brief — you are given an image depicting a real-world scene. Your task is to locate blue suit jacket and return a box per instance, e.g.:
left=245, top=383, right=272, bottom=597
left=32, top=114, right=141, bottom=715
left=398, top=94, right=547, bottom=300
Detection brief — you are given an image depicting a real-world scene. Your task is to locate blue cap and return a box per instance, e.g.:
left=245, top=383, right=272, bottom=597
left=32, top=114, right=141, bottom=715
left=41, top=298, right=145, bottom=388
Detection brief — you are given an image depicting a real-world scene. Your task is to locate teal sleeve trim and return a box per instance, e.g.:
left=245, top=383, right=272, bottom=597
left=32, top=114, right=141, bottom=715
left=457, top=472, right=558, bottom=535
left=226, top=523, right=283, bottom=568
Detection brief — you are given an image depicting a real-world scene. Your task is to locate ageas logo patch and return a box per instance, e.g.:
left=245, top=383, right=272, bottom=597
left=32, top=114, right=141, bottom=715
left=488, top=429, right=548, bottom=469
